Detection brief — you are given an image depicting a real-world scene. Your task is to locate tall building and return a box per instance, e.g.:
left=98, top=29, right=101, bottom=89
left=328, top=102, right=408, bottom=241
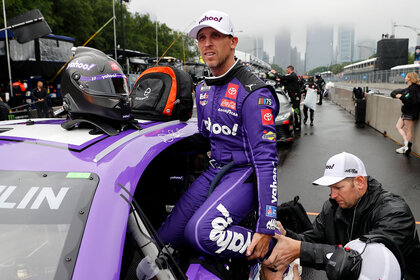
left=274, top=30, right=291, bottom=69
left=290, top=47, right=303, bottom=74
left=236, top=36, right=256, bottom=56
left=338, top=26, right=355, bottom=63
left=255, top=37, right=264, bottom=60
left=305, top=25, right=333, bottom=72
left=356, top=40, right=376, bottom=60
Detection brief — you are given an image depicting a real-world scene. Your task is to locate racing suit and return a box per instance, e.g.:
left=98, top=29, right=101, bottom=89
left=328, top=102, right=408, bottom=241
left=158, top=60, right=280, bottom=258
left=285, top=177, right=420, bottom=280
left=278, top=72, right=301, bottom=131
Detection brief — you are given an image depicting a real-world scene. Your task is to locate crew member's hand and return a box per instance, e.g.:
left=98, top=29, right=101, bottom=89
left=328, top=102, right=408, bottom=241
left=246, top=232, right=271, bottom=260
left=292, top=263, right=301, bottom=280
left=275, top=221, right=286, bottom=235
left=396, top=93, right=402, bottom=99
left=263, top=234, right=301, bottom=269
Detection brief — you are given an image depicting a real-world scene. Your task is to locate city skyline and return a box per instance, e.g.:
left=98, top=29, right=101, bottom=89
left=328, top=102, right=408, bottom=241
left=129, top=0, right=420, bottom=63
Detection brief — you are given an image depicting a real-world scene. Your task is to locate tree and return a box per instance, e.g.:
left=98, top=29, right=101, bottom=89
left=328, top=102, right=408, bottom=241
left=270, top=64, right=284, bottom=74
left=1, top=0, right=198, bottom=62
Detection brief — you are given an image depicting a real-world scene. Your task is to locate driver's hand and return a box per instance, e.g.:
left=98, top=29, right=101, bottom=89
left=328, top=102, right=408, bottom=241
left=246, top=233, right=271, bottom=260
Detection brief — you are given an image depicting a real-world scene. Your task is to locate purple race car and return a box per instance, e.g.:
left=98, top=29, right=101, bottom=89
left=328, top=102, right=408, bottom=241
left=0, top=117, right=214, bottom=280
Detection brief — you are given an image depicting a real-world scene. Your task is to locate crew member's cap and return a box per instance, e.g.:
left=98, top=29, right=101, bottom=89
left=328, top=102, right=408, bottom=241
left=312, top=152, right=367, bottom=186
left=188, top=10, right=234, bottom=39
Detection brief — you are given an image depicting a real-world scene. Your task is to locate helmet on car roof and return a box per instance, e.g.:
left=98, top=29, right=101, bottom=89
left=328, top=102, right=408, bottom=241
left=61, top=46, right=131, bottom=122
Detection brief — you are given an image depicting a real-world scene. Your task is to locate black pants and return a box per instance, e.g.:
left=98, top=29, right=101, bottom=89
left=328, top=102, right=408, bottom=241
left=288, top=93, right=301, bottom=131
left=317, top=91, right=323, bottom=104
left=36, top=101, right=49, bottom=118
left=303, top=105, right=314, bottom=122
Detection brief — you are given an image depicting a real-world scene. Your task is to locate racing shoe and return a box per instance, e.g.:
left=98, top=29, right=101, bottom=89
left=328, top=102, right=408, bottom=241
left=396, top=146, right=408, bottom=154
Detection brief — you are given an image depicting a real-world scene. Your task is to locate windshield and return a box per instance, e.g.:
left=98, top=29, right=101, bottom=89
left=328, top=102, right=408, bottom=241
left=0, top=171, right=99, bottom=280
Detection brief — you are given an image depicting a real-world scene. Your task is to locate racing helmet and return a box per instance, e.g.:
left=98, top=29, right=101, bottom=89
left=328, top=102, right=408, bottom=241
left=326, top=236, right=402, bottom=280
left=61, top=46, right=131, bottom=122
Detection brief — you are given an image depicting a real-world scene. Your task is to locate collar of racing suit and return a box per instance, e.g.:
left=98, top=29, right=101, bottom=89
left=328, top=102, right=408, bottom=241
left=204, top=58, right=241, bottom=86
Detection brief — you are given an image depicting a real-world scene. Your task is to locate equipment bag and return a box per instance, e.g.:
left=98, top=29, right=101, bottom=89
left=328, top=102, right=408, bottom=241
left=277, top=196, right=312, bottom=233
left=130, top=66, right=193, bottom=121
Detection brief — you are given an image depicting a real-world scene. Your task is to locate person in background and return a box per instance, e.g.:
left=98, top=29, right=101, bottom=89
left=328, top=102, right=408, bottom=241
left=302, top=76, right=319, bottom=126
left=0, top=96, right=11, bottom=121
left=391, top=72, right=420, bottom=155
left=278, top=66, right=301, bottom=133
left=315, top=74, right=325, bottom=105
left=32, top=80, right=49, bottom=118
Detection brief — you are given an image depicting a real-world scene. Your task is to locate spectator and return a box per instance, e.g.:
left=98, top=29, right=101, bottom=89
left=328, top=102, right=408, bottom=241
left=264, top=152, right=420, bottom=279
left=278, top=66, right=301, bottom=132
left=315, top=74, right=325, bottom=105
left=391, top=72, right=420, bottom=155
left=0, top=97, right=11, bottom=121
left=302, top=76, right=319, bottom=126
left=32, top=80, right=49, bottom=118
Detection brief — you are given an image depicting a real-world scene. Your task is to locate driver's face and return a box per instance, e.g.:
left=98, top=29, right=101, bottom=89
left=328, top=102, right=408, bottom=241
left=197, top=28, right=237, bottom=76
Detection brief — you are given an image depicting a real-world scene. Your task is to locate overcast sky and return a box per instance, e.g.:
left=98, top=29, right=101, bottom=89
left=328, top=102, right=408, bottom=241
left=128, top=0, right=419, bottom=59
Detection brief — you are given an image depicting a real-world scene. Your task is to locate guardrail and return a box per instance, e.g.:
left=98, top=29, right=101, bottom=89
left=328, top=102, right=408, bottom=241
left=329, top=86, right=420, bottom=156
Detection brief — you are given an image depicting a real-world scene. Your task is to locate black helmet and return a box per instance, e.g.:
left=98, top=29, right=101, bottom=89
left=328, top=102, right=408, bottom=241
left=61, top=46, right=131, bottom=122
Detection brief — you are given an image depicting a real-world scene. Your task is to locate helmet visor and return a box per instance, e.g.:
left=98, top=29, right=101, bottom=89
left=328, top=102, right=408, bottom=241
left=76, top=73, right=129, bottom=97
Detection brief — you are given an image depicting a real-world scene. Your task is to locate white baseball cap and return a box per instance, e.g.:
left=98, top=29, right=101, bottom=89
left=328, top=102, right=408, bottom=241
left=312, top=152, right=367, bottom=186
left=188, top=10, right=234, bottom=39
left=345, top=239, right=401, bottom=280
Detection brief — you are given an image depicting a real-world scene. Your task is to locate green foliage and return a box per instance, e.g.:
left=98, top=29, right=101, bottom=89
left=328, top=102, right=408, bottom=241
left=408, top=52, right=414, bottom=64
left=270, top=64, right=284, bottom=74
left=307, top=66, right=329, bottom=76
left=1, top=0, right=199, bottom=62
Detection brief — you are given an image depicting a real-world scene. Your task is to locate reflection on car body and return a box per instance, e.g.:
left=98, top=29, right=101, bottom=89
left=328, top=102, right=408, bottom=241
left=0, top=118, right=204, bottom=279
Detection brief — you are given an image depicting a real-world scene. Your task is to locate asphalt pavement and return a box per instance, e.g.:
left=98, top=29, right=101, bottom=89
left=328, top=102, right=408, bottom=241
left=276, top=98, right=420, bottom=279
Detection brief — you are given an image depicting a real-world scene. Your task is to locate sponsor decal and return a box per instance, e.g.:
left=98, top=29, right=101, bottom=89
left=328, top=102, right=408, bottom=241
left=79, top=73, right=126, bottom=82
left=200, top=100, right=208, bottom=106
left=266, top=205, right=277, bottom=218
left=109, top=62, right=119, bottom=71
left=169, top=176, right=184, bottom=180
left=261, top=109, right=274, bottom=125
left=262, top=130, right=276, bottom=141
left=270, top=161, right=278, bottom=204
left=345, top=168, right=358, bottom=174
left=201, top=84, right=211, bottom=91
left=258, top=97, right=273, bottom=106
left=325, top=164, right=335, bottom=170
left=209, top=203, right=252, bottom=254
left=199, top=15, right=223, bottom=25
left=266, top=219, right=277, bottom=230
left=245, top=84, right=257, bottom=91
left=158, top=129, right=184, bottom=143
left=225, top=83, right=239, bottom=100
left=405, top=92, right=411, bottom=98
left=204, top=117, right=238, bottom=136
left=218, top=108, right=238, bottom=117
left=0, top=186, right=69, bottom=210
left=135, top=87, right=152, bottom=101
left=66, top=60, right=96, bottom=71
left=200, top=93, right=209, bottom=100
left=220, top=99, right=236, bottom=110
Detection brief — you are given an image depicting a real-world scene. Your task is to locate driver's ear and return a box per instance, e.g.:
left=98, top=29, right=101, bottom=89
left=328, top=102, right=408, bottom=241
left=354, top=176, right=367, bottom=191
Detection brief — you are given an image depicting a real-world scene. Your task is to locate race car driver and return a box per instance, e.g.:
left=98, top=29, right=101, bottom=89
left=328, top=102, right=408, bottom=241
left=157, top=10, right=280, bottom=261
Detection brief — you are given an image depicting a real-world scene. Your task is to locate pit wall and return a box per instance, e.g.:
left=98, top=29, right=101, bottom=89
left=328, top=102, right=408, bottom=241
left=329, top=86, right=420, bottom=155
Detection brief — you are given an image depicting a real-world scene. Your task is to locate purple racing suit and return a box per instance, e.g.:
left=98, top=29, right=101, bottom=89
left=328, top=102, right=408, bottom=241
left=158, top=60, right=280, bottom=258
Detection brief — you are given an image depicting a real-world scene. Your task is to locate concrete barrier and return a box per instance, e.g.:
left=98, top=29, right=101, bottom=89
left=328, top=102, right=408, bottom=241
left=329, top=86, right=420, bottom=155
